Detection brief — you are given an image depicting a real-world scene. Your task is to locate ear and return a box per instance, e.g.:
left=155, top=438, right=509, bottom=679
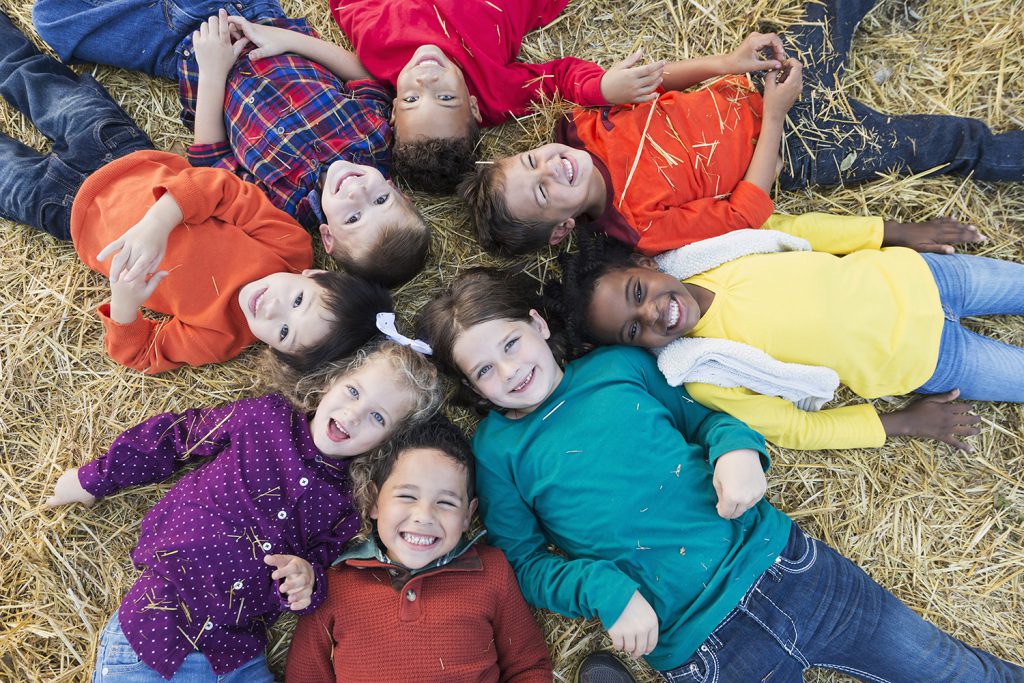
left=461, top=376, right=484, bottom=398
left=369, top=502, right=379, bottom=520
left=389, top=102, right=397, bottom=126
left=302, top=268, right=328, bottom=277
left=464, top=498, right=479, bottom=530
left=548, top=218, right=576, bottom=245
left=319, top=224, right=334, bottom=255
left=631, top=254, right=658, bottom=270
left=527, top=309, right=551, bottom=340
left=468, top=95, right=483, bottom=124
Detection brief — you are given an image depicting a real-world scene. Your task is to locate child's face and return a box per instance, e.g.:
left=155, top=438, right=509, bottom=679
left=587, top=264, right=702, bottom=347
left=238, top=270, right=335, bottom=353
left=310, top=356, right=417, bottom=458
left=371, top=447, right=477, bottom=569
left=452, top=311, right=564, bottom=415
left=499, top=143, right=600, bottom=242
left=393, top=45, right=481, bottom=142
left=319, top=160, right=410, bottom=257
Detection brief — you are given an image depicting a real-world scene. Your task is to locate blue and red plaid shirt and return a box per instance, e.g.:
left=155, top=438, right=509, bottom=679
left=178, top=17, right=393, bottom=230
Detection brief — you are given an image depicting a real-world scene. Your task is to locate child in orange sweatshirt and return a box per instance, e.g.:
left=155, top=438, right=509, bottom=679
left=0, top=15, right=390, bottom=374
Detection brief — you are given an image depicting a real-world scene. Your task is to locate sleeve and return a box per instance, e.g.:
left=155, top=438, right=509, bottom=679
left=489, top=551, right=554, bottom=682
left=97, top=303, right=235, bottom=374
left=635, top=181, right=774, bottom=256
left=504, top=57, right=608, bottom=111
left=77, top=401, right=241, bottom=499
left=284, top=595, right=336, bottom=683
left=686, top=382, right=887, bottom=450
left=295, top=511, right=360, bottom=615
left=762, top=212, right=884, bottom=254
left=473, top=438, right=639, bottom=628
left=347, top=79, right=394, bottom=116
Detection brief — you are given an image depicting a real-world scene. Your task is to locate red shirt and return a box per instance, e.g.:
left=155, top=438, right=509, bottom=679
left=558, top=78, right=775, bottom=256
left=332, top=0, right=608, bottom=126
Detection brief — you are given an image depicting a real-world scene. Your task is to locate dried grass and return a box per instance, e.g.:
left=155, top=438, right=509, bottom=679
left=1, top=0, right=1023, bottom=681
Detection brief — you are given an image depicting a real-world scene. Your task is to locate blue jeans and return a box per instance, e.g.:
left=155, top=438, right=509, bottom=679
left=33, top=0, right=285, bottom=81
left=660, top=524, right=1024, bottom=683
left=94, top=614, right=275, bottom=683
left=777, top=0, right=1024, bottom=188
left=915, top=253, right=1024, bottom=401
left=0, top=13, right=152, bottom=240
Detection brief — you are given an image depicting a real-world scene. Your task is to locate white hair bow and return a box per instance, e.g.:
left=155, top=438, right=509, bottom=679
left=376, top=312, right=433, bottom=355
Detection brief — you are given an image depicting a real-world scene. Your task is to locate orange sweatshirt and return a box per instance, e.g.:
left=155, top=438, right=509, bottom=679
left=558, top=78, right=773, bottom=256
left=71, top=150, right=312, bottom=373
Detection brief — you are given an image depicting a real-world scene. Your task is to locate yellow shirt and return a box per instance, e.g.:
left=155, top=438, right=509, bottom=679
left=683, top=213, right=943, bottom=450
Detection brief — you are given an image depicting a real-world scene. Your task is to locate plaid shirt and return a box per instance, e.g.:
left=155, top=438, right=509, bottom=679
left=178, top=17, right=393, bottom=230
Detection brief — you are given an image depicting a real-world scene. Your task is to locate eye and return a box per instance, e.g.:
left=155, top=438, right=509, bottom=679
left=634, top=280, right=642, bottom=304
left=279, top=324, right=289, bottom=342
left=527, top=154, right=536, bottom=169
left=437, top=94, right=455, bottom=101
left=538, top=183, right=547, bottom=201
left=347, top=385, right=359, bottom=399
left=476, top=363, right=492, bottom=380
left=292, top=292, right=303, bottom=308
left=373, top=193, right=389, bottom=206
left=628, top=321, right=639, bottom=342
left=397, top=494, right=416, bottom=501
left=345, top=212, right=361, bottom=225
left=371, top=411, right=386, bottom=427
left=402, top=95, right=418, bottom=103
left=504, top=337, right=519, bottom=352
left=438, top=499, right=458, bottom=508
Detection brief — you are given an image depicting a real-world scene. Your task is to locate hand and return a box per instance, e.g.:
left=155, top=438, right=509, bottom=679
left=882, top=217, right=985, bottom=254
left=600, top=50, right=665, bottom=105
left=880, top=389, right=981, bottom=452
left=606, top=590, right=659, bottom=659
left=762, top=58, right=803, bottom=118
left=109, top=270, right=169, bottom=324
left=98, top=219, right=172, bottom=286
left=47, top=468, right=97, bottom=507
left=224, top=15, right=294, bottom=61
left=712, top=449, right=766, bottom=519
left=725, top=32, right=786, bottom=74
left=193, top=10, right=250, bottom=79
left=265, top=554, right=315, bottom=611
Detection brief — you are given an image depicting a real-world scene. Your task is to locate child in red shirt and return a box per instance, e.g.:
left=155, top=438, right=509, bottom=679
left=285, top=416, right=552, bottom=682
left=332, top=0, right=666, bottom=194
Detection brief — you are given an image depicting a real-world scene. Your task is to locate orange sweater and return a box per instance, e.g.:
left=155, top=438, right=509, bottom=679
left=558, top=78, right=774, bottom=256
left=71, top=150, right=312, bottom=373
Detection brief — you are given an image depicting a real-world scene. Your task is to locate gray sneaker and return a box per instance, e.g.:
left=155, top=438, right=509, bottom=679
left=575, top=652, right=636, bottom=683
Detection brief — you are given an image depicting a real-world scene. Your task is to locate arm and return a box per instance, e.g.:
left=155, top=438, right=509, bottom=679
left=192, top=11, right=250, bottom=146
left=743, top=58, right=802, bottom=196
left=660, top=32, right=786, bottom=91
left=764, top=214, right=984, bottom=255
left=224, top=15, right=371, bottom=81
left=504, top=56, right=609, bottom=110
left=490, top=554, right=554, bottom=681
left=284, top=600, right=336, bottom=683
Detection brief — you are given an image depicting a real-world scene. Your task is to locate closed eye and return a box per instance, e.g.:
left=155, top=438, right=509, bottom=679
left=527, top=154, right=536, bottom=169
left=438, top=500, right=458, bottom=508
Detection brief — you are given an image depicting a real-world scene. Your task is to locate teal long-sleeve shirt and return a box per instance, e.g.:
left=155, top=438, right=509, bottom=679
left=472, top=346, right=792, bottom=670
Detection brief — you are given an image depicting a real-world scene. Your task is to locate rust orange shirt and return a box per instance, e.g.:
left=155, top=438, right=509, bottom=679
left=558, top=78, right=774, bottom=256
left=71, top=150, right=312, bottom=373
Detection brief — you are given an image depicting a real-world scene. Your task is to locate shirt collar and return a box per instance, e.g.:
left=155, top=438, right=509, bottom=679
left=333, top=529, right=486, bottom=576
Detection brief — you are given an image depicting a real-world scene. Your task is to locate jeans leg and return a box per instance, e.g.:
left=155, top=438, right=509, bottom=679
left=923, top=253, right=1024, bottom=318
left=0, top=134, right=82, bottom=240
left=0, top=14, right=152, bottom=174
left=221, top=655, right=275, bottom=683
left=783, top=0, right=881, bottom=91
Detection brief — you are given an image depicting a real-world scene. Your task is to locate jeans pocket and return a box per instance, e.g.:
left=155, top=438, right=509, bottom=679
left=96, top=641, right=148, bottom=678
left=662, top=643, right=720, bottom=683
left=773, top=526, right=817, bottom=575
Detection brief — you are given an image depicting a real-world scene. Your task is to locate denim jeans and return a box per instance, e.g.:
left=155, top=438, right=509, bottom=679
left=93, top=613, right=275, bottom=683
left=660, top=524, right=1024, bottom=683
left=777, top=0, right=1024, bottom=188
left=915, top=253, right=1024, bottom=401
left=0, top=13, right=152, bottom=240
left=33, top=0, right=286, bottom=81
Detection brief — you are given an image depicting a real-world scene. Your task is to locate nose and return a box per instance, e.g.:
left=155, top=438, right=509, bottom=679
left=415, top=72, right=439, bottom=85
left=261, top=293, right=280, bottom=319
left=346, top=181, right=366, bottom=200
left=642, top=300, right=659, bottom=328
left=498, top=360, right=517, bottom=383
left=411, top=499, right=434, bottom=525
left=540, top=155, right=558, bottom=180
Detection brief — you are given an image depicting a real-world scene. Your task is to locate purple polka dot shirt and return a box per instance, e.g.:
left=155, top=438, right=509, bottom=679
left=78, top=394, right=360, bottom=679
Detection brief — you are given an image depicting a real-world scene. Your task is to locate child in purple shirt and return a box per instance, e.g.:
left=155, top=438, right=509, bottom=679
left=47, top=340, right=441, bottom=681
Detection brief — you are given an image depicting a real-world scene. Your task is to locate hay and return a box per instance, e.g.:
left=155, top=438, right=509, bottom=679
left=1, top=0, right=1022, bottom=681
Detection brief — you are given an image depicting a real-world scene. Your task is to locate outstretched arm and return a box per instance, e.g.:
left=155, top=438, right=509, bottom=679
left=660, top=32, right=787, bottom=91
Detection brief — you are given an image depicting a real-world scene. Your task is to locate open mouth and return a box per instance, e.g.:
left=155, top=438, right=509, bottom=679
left=665, top=297, right=681, bottom=331
left=511, top=368, right=535, bottom=393
left=400, top=532, right=439, bottom=547
left=327, top=418, right=350, bottom=442
left=248, top=287, right=267, bottom=317
left=561, top=155, right=576, bottom=184
left=334, top=172, right=360, bottom=195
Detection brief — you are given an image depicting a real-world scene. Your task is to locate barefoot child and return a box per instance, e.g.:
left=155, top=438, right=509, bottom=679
left=284, top=416, right=552, bottom=682
left=34, top=2, right=430, bottom=287
left=48, top=341, right=441, bottom=681
left=0, top=15, right=391, bottom=374
left=332, top=0, right=667, bottom=193
left=463, top=0, right=1024, bottom=256
left=415, top=268, right=1024, bottom=682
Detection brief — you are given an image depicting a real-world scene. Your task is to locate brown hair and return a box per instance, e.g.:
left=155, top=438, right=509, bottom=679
left=331, top=204, right=432, bottom=289
left=458, top=159, right=555, bottom=256
left=392, top=122, right=481, bottom=195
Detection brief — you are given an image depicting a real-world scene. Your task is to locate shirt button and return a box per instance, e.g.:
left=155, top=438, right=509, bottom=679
left=183, top=49, right=190, bottom=57
left=276, top=126, right=285, bottom=134
left=262, top=542, right=272, bottom=551
left=277, top=510, right=287, bottom=520
left=406, top=589, right=417, bottom=602
left=388, top=569, right=398, bottom=576
left=233, top=581, right=243, bottom=590
left=102, top=668, right=109, bottom=675
left=204, top=622, right=213, bottom=631
left=299, top=477, right=309, bottom=487
left=247, top=96, right=255, bottom=104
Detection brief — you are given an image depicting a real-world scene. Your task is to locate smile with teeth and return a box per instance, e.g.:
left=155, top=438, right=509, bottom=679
left=666, top=298, right=681, bottom=330
left=401, top=532, right=439, bottom=547
left=511, top=369, right=535, bottom=393
left=249, top=288, right=267, bottom=317
left=335, top=172, right=360, bottom=195
left=327, top=418, right=350, bottom=442
left=561, top=156, right=575, bottom=183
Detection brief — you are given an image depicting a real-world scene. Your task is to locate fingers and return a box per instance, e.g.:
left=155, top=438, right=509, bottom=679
left=96, top=238, right=124, bottom=263
left=108, top=244, right=132, bottom=283
left=141, top=271, right=169, bottom=298
left=616, top=48, right=644, bottom=70
left=232, top=37, right=251, bottom=58
left=925, top=388, right=961, bottom=404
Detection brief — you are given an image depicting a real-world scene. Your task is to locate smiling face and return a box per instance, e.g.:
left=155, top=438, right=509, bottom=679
left=498, top=143, right=606, bottom=241
left=309, top=356, right=417, bottom=459
left=238, top=270, right=335, bottom=354
left=451, top=311, right=564, bottom=415
left=318, top=160, right=412, bottom=258
left=393, top=45, right=481, bottom=142
left=587, top=265, right=703, bottom=348
left=371, top=447, right=477, bottom=569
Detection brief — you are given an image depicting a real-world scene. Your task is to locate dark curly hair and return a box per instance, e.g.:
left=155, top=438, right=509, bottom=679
left=331, top=204, right=431, bottom=289
left=458, top=159, right=554, bottom=256
left=392, top=122, right=481, bottom=194
left=542, top=231, right=640, bottom=360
